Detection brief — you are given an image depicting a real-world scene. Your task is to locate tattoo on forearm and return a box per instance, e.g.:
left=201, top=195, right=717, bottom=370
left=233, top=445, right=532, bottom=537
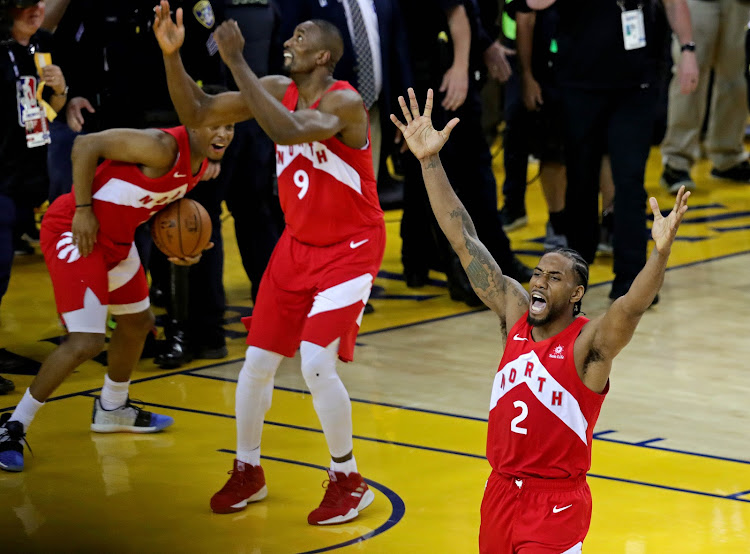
left=422, top=157, right=440, bottom=170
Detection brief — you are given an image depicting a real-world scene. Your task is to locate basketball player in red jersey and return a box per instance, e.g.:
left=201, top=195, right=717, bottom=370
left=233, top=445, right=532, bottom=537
left=0, top=122, right=235, bottom=473
left=392, top=88, right=690, bottom=553
left=153, top=1, right=384, bottom=524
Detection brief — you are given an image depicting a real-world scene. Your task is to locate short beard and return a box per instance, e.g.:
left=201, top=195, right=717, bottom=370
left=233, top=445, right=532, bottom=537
left=527, top=303, right=564, bottom=327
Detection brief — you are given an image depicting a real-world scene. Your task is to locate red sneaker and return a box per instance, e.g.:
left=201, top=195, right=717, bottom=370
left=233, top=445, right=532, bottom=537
left=307, top=469, right=375, bottom=525
left=210, top=459, right=268, bottom=514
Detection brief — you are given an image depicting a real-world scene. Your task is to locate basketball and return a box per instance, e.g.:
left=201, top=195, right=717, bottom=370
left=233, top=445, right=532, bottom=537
left=151, top=198, right=212, bottom=258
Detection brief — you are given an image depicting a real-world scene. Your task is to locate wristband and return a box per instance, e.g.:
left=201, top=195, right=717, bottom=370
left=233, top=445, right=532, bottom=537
left=680, top=42, right=696, bottom=52
left=75, top=203, right=93, bottom=208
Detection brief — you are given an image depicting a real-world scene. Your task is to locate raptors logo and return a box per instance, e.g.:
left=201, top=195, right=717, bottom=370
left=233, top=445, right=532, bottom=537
left=55, top=232, right=81, bottom=263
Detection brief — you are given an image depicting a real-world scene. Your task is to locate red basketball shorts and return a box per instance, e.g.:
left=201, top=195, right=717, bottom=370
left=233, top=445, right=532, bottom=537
left=479, top=472, right=592, bottom=554
left=41, top=227, right=149, bottom=334
left=244, top=224, right=385, bottom=362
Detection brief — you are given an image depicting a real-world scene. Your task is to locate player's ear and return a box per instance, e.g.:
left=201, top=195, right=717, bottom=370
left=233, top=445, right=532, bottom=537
left=317, top=49, right=331, bottom=68
left=570, top=285, right=584, bottom=305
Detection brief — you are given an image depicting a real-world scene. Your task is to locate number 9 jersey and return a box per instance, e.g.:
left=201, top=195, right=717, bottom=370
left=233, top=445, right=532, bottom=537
left=276, top=81, right=384, bottom=246
left=486, top=313, right=608, bottom=480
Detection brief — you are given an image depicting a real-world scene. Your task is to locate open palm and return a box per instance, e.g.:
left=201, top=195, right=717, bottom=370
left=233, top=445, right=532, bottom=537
left=650, top=186, right=690, bottom=253
left=390, top=88, right=459, bottom=161
left=153, top=0, right=185, bottom=56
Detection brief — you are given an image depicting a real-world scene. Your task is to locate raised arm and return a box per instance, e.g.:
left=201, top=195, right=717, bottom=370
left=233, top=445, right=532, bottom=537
left=214, top=21, right=367, bottom=147
left=390, top=89, right=529, bottom=334
left=70, top=128, right=179, bottom=257
left=154, top=1, right=253, bottom=127
left=574, top=187, right=691, bottom=393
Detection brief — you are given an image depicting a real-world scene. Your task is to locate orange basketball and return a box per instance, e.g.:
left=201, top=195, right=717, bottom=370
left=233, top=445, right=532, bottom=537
left=151, top=198, right=212, bottom=258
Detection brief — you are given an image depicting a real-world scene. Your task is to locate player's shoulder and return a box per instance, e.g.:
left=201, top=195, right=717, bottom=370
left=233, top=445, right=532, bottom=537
left=318, top=86, right=366, bottom=120
left=261, top=75, right=293, bottom=100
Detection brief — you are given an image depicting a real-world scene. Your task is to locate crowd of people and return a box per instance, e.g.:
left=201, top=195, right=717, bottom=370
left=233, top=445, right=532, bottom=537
left=0, top=0, right=748, bottom=550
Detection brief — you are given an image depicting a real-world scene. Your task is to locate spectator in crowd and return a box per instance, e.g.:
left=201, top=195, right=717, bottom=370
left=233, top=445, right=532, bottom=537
left=398, top=0, right=531, bottom=306
left=0, top=0, right=67, bottom=378
left=527, top=0, right=698, bottom=300
left=660, top=0, right=750, bottom=192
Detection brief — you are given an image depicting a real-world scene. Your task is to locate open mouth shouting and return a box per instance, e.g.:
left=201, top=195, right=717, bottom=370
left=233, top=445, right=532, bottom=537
left=530, top=292, right=547, bottom=315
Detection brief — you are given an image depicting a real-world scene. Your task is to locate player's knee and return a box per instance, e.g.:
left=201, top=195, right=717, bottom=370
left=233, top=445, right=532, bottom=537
left=66, top=332, right=106, bottom=362
left=240, top=346, right=282, bottom=384
left=300, top=344, right=338, bottom=387
left=114, top=309, right=155, bottom=336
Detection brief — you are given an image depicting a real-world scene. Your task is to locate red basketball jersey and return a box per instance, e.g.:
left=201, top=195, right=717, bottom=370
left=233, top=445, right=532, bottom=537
left=486, top=313, right=608, bottom=479
left=276, top=81, right=384, bottom=246
left=44, top=126, right=207, bottom=265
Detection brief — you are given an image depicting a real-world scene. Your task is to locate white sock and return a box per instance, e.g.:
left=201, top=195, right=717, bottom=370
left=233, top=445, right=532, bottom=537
left=10, top=389, right=44, bottom=430
left=236, top=347, right=283, bottom=466
left=300, top=341, right=354, bottom=460
left=331, top=456, right=358, bottom=476
left=237, top=446, right=261, bottom=466
left=100, top=375, right=130, bottom=410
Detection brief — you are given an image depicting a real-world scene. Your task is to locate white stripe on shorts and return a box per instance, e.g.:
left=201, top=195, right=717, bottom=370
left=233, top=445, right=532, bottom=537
left=62, top=287, right=108, bottom=334
left=107, top=243, right=140, bottom=292
left=307, top=274, right=373, bottom=318
left=561, top=541, right=583, bottom=554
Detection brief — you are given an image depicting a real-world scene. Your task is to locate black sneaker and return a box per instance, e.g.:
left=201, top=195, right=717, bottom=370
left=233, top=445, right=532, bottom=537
left=0, top=413, right=26, bottom=472
left=710, top=160, right=750, bottom=183
left=499, top=205, right=528, bottom=232
left=660, top=165, right=695, bottom=194
left=0, top=376, right=14, bottom=395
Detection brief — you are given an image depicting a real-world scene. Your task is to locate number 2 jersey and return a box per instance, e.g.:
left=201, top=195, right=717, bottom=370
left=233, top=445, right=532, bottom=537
left=276, top=80, right=384, bottom=246
left=486, top=313, right=608, bottom=479
left=43, top=126, right=207, bottom=267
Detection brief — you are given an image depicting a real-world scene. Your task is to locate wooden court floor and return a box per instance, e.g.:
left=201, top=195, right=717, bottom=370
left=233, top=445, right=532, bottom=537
left=1, top=146, right=750, bottom=552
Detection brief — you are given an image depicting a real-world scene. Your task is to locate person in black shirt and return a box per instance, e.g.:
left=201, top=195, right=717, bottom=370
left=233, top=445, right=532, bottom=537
left=528, top=0, right=697, bottom=300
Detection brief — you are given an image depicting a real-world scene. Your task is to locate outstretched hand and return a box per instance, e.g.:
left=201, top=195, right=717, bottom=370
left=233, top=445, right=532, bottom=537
left=389, top=88, right=460, bottom=161
left=153, top=0, right=185, bottom=56
left=214, top=21, right=246, bottom=66
left=650, top=185, right=690, bottom=254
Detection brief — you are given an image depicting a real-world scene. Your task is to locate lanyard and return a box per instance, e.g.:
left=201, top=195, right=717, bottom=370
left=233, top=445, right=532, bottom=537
left=6, top=42, right=36, bottom=79
left=617, top=0, right=644, bottom=11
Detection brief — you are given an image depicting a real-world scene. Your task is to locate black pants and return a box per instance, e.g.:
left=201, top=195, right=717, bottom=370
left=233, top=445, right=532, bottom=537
left=401, top=82, right=516, bottom=276
left=502, top=58, right=530, bottom=213
left=561, top=85, right=656, bottom=286
left=223, top=120, right=282, bottom=302
left=0, top=195, right=16, bottom=305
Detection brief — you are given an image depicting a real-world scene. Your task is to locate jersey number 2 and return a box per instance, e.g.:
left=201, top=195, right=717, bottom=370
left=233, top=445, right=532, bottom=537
left=294, top=169, right=309, bottom=199
left=510, top=400, right=528, bottom=435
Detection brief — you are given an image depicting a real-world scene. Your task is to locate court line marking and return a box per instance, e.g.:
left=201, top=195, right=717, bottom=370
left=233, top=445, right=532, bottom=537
left=215, top=452, right=406, bottom=554
left=84, top=395, right=750, bottom=506
left=184, top=372, right=750, bottom=468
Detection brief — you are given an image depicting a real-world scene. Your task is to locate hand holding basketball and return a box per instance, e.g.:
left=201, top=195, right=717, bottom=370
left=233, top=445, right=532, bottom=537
left=151, top=198, right=212, bottom=263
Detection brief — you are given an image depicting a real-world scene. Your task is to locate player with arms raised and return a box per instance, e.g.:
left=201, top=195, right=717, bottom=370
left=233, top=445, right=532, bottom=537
left=0, top=120, right=234, bottom=473
left=391, top=88, right=690, bottom=553
left=154, top=1, right=384, bottom=524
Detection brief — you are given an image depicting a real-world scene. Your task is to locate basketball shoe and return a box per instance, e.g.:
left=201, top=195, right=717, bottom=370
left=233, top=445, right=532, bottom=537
left=210, top=459, right=268, bottom=513
left=308, top=469, right=375, bottom=525
left=91, top=398, right=174, bottom=433
left=0, top=413, right=26, bottom=472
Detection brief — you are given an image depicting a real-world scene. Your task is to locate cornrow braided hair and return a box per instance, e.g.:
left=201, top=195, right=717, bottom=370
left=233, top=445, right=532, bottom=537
left=548, top=247, right=589, bottom=316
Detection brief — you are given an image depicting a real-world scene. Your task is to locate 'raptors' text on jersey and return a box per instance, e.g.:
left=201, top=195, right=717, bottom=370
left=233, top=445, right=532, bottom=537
left=487, top=313, right=608, bottom=480
left=43, top=126, right=207, bottom=266
left=277, top=81, right=384, bottom=246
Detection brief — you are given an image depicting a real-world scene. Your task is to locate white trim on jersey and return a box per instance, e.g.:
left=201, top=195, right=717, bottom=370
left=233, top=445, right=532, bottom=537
left=307, top=273, right=373, bottom=318
left=107, top=243, right=141, bottom=292
left=489, top=351, right=590, bottom=445
left=276, top=142, right=363, bottom=195
left=93, top=177, right=189, bottom=210
left=62, top=287, right=108, bottom=334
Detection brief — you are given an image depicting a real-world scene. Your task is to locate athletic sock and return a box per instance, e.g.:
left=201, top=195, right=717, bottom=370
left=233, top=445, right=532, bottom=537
left=10, top=388, right=44, bottom=430
left=100, top=375, right=130, bottom=410
left=237, top=446, right=261, bottom=467
left=331, top=456, right=358, bottom=476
